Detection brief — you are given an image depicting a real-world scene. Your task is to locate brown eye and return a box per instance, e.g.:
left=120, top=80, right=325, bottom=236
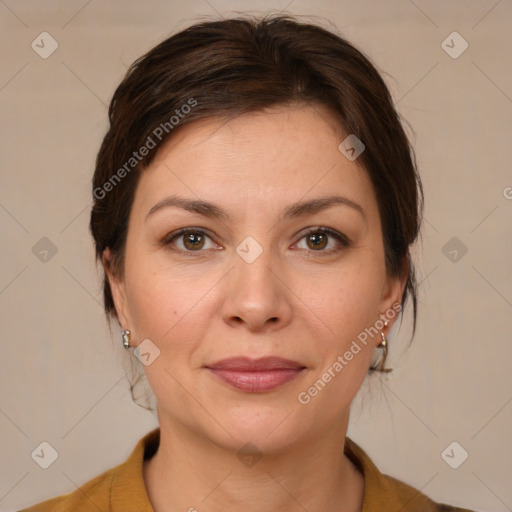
left=296, top=227, right=350, bottom=255
left=182, top=232, right=205, bottom=250
left=306, top=232, right=328, bottom=250
left=164, top=228, right=217, bottom=253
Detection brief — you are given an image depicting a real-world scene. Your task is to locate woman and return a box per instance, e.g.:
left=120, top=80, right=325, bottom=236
left=19, top=14, right=477, bottom=512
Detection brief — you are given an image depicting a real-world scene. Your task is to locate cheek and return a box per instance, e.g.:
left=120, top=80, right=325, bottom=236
left=124, top=258, right=216, bottom=349
left=298, top=258, right=384, bottom=337
left=294, top=263, right=382, bottom=411
left=126, top=273, right=173, bottom=339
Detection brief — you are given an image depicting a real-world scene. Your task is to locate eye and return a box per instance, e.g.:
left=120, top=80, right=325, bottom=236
left=163, top=226, right=350, bottom=256
left=295, top=227, right=350, bottom=254
left=163, top=228, right=219, bottom=253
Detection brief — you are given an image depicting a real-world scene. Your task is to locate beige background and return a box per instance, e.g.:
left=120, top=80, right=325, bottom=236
left=1, top=1, right=511, bottom=511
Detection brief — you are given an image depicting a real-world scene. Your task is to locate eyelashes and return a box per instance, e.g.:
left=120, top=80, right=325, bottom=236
left=163, top=228, right=219, bottom=254
left=162, top=226, right=351, bottom=256
left=297, top=226, right=350, bottom=253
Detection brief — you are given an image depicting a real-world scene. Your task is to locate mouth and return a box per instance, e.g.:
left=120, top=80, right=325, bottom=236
left=205, top=356, right=306, bottom=392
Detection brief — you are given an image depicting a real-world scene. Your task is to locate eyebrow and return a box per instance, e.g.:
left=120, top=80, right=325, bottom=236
left=145, top=194, right=366, bottom=222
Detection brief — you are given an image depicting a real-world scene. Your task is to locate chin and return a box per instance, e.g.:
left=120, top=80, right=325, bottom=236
left=205, top=406, right=307, bottom=455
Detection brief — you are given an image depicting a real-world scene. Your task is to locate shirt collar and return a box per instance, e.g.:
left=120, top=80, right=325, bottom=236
left=110, top=427, right=159, bottom=511
left=344, top=435, right=392, bottom=510
left=110, top=428, right=386, bottom=512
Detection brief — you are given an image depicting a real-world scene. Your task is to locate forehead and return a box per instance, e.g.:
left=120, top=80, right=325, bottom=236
left=133, top=104, right=379, bottom=223
left=152, top=103, right=344, bottom=167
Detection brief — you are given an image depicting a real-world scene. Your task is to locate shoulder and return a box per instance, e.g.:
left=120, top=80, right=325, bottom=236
left=16, top=466, right=116, bottom=512
left=376, top=470, right=477, bottom=512
left=16, top=428, right=159, bottom=512
left=344, top=436, right=478, bottom=512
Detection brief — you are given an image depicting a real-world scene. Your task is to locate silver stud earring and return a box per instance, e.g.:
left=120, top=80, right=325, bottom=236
left=122, top=329, right=131, bottom=349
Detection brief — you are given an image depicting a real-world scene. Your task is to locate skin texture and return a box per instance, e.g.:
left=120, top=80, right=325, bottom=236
left=104, top=103, right=406, bottom=512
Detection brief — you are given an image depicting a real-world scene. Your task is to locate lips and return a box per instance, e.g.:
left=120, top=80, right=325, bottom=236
left=206, top=356, right=305, bottom=371
left=205, top=357, right=306, bottom=392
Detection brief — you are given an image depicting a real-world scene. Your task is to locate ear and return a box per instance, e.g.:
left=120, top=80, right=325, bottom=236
left=102, top=247, right=132, bottom=329
left=379, top=255, right=409, bottom=331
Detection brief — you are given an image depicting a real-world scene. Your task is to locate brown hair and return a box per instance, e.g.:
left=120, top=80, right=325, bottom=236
left=90, top=13, right=423, bottom=378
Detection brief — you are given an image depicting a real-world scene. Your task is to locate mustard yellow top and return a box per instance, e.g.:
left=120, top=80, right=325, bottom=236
left=18, top=428, right=476, bottom=512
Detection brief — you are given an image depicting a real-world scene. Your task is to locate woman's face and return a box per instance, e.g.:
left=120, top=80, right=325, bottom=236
left=106, top=103, right=405, bottom=453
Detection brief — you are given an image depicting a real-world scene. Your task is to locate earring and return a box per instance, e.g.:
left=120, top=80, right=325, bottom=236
left=376, top=320, right=392, bottom=372
left=377, top=320, right=389, bottom=348
left=378, top=331, right=387, bottom=349
left=376, top=331, right=388, bottom=370
left=122, top=329, right=131, bottom=349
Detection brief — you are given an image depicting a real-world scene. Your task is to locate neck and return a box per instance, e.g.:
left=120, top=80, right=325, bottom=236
left=143, top=413, right=364, bottom=512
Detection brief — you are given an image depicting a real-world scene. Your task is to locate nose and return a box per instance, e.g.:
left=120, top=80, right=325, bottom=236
left=221, top=240, right=293, bottom=332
